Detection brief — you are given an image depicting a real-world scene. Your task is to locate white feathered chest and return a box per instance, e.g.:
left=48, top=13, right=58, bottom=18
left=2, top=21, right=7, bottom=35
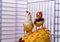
left=24, top=13, right=32, bottom=25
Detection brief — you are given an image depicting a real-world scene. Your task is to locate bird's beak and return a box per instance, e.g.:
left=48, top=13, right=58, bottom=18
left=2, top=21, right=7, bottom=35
left=26, top=11, right=28, bottom=13
left=25, top=11, right=29, bottom=14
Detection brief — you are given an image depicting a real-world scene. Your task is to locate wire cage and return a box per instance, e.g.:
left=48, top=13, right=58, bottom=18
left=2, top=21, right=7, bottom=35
left=28, top=0, right=55, bottom=42
left=27, top=0, right=60, bottom=42
left=0, top=0, right=60, bottom=42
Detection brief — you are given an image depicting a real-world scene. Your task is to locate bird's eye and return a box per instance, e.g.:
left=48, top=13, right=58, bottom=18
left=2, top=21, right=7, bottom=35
left=29, top=12, right=30, bottom=14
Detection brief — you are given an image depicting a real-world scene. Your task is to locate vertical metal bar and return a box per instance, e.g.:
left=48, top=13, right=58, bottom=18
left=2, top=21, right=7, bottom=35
left=56, top=0, right=59, bottom=42
left=15, top=0, right=17, bottom=42
left=50, top=1, right=51, bottom=30
left=34, top=2, right=35, bottom=19
left=46, top=1, right=47, bottom=28
left=47, top=1, right=49, bottom=29
left=0, top=0, right=2, bottom=42
left=57, top=0, right=59, bottom=42
left=27, top=0, right=28, bottom=10
left=44, top=1, right=46, bottom=27
left=49, top=1, right=52, bottom=42
left=28, top=0, right=56, bottom=42
left=54, top=0, right=56, bottom=42
left=45, top=1, right=46, bottom=27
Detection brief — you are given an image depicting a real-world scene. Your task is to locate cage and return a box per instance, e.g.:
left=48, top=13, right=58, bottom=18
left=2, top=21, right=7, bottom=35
left=0, top=0, right=60, bottom=42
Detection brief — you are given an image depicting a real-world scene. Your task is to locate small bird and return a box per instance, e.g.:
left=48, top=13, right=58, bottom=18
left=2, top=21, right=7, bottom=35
left=23, top=10, right=34, bottom=35
left=34, top=11, right=44, bottom=31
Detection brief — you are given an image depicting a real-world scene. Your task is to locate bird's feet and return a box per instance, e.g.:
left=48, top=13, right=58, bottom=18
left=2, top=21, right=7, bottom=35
left=36, top=30, right=38, bottom=32
left=24, top=34, right=27, bottom=37
left=36, top=27, right=38, bottom=32
left=24, top=34, right=26, bottom=37
left=29, top=31, right=33, bottom=35
left=24, top=31, right=26, bottom=37
left=42, top=27, right=47, bottom=31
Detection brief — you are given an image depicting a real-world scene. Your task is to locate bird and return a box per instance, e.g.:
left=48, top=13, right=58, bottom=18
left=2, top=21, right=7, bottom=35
left=34, top=11, right=44, bottom=32
left=23, top=10, right=34, bottom=36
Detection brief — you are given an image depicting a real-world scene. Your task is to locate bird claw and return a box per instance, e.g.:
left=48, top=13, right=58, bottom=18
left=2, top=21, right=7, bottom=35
left=36, top=30, right=38, bottom=32
left=30, top=32, right=33, bottom=34
left=24, top=35, right=26, bottom=37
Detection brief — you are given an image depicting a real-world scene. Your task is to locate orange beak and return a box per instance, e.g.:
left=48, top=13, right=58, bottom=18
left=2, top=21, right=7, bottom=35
left=25, top=10, right=29, bottom=13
